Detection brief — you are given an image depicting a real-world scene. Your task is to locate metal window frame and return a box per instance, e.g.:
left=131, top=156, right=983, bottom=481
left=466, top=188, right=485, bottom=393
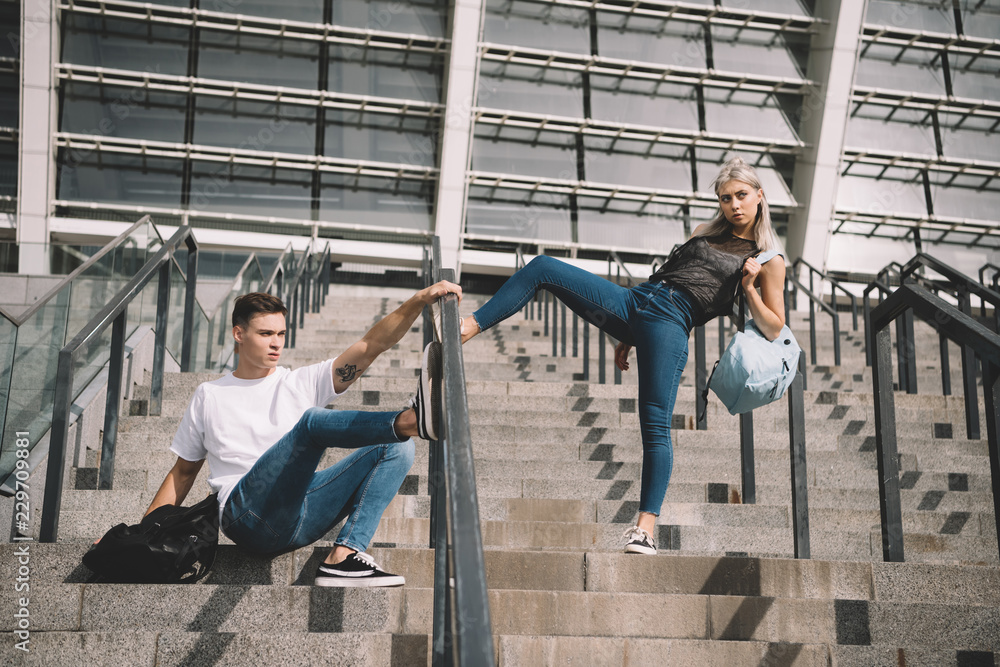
left=861, top=24, right=1000, bottom=62
left=501, top=0, right=821, bottom=34
left=833, top=209, right=1000, bottom=247
left=51, top=199, right=437, bottom=241
left=852, top=86, right=1000, bottom=123
left=479, top=43, right=816, bottom=95
left=842, top=147, right=1000, bottom=184
left=59, top=0, right=449, bottom=54
left=473, top=107, right=804, bottom=155
left=56, top=64, right=443, bottom=118
left=55, top=132, right=439, bottom=180
left=467, top=170, right=799, bottom=213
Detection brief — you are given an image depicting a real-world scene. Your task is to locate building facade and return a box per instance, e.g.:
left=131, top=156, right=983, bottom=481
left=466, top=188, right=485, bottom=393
left=5, top=0, right=1000, bottom=279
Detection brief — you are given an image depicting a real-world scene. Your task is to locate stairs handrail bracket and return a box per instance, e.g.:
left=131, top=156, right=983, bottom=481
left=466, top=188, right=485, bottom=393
left=869, top=281, right=1000, bottom=564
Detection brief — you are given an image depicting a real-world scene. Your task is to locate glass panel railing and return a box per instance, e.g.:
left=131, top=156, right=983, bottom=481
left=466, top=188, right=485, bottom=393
left=0, top=218, right=160, bottom=480
left=165, top=256, right=189, bottom=361
left=65, top=219, right=161, bottom=397
left=0, top=314, right=15, bottom=446
left=1, top=288, right=72, bottom=478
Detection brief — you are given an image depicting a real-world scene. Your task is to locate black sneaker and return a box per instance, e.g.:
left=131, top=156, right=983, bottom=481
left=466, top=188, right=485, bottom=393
left=623, top=525, right=656, bottom=555
left=414, top=341, right=442, bottom=440
left=314, top=552, right=405, bottom=588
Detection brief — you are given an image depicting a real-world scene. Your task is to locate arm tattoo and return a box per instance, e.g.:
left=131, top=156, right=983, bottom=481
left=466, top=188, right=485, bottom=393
left=336, top=363, right=358, bottom=382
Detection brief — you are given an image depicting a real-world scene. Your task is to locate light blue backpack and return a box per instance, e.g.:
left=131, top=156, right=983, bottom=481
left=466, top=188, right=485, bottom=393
left=705, top=250, right=801, bottom=415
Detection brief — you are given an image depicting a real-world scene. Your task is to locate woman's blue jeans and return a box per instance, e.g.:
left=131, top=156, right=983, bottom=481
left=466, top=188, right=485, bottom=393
left=473, top=255, right=695, bottom=516
left=221, top=407, right=415, bottom=554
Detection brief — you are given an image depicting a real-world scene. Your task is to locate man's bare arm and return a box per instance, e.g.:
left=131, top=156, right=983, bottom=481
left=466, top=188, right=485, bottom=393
left=330, top=280, right=461, bottom=394
left=144, top=457, right=205, bottom=517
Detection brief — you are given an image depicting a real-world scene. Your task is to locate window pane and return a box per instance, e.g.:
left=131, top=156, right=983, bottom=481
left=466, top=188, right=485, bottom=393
left=583, top=139, right=691, bottom=190
left=190, top=164, right=312, bottom=217
left=199, top=31, right=320, bottom=88
left=325, top=111, right=438, bottom=166
left=226, top=0, right=323, bottom=23
left=472, top=129, right=576, bottom=179
left=590, top=79, right=699, bottom=130
left=478, top=64, right=583, bottom=115
left=865, top=0, right=954, bottom=32
left=597, top=16, right=704, bottom=67
left=844, top=112, right=935, bottom=155
left=836, top=174, right=927, bottom=217
left=950, top=55, right=1000, bottom=100
left=961, top=5, right=1000, bottom=40
left=61, top=14, right=189, bottom=75
left=712, top=27, right=803, bottom=79
left=0, top=71, right=17, bottom=128
left=57, top=150, right=183, bottom=205
left=703, top=89, right=798, bottom=143
left=333, top=0, right=447, bottom=38
left=484, top=0, right=589, bottom=53
left=855, top=45, right=945, bottom=96
left=466, top=190, right=573, bottom=242
left=930, top=179, right=1000, bottom=221
left=193, top=97, right=317, bottom=154
left=726, top=0, right=810, bottom=16
left=60, top=82, right=187, bottom=143
left=328, top=46, right=443, bottom=102
left=577, top=210, right=686, bottom=252
left=320, top=174, right=434, bottom=230
left=940, top=113, right=1000, bottom=162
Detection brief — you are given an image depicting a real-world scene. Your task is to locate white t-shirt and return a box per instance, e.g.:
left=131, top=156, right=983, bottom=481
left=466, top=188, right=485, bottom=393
left=170, top=360, right=338, bottom=521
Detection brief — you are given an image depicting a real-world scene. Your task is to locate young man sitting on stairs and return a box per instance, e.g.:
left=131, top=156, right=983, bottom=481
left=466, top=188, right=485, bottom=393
left=143, top=282, right=458, bottom=587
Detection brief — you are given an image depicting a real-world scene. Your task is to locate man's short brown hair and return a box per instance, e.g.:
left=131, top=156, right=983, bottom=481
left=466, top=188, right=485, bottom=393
left=232, top=292, right=287, bottom=329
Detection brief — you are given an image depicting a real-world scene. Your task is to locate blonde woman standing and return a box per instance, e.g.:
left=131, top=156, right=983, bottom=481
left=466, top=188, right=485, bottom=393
left=457, top=155, right=786, bottom=554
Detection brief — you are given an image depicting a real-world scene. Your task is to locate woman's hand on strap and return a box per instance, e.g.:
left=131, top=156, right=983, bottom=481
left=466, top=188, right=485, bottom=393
left=615, top=342, right=632, bottom=371
left=742, top=256, right=786, bottom=341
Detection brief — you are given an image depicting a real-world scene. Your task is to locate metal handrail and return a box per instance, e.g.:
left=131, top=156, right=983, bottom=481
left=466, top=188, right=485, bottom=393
left=608, top=250, right=637, bottom=287
left=437, top=266, right=494, bottom=665
left=869, top=281, right=1000, bottom=563
left=786, top=271, right=841, bottom=366
left=424, top=237, right=494, bottom=665
left=793, top=257, right=858, bottom=331
left=0, top=217, right=153, bottom=327
left=285, top=239, right=317, bottom=350
left=901, top=253, right=1000, bottom=313
left=40, top=224, right=199, bottom=541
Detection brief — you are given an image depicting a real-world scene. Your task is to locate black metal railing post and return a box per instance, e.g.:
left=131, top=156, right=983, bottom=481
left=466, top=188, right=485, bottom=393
left=97, top=307, right=128, bottom=491
left=598, top=329, right=607, bottom=384
left=695, top=325, right=707, bottom=430
left=181, top=238, right=199, bottom=372
left=871, top=319, right=905, bottom=562
left=982, top=363, right=1000, bottom=561
left=787, top=352, right=810, bottom=558
left=735, top=294, right=755, bottom=503
left=149, top=259, right=172, bottom=417
left=959, top=287, right=981, bottom=440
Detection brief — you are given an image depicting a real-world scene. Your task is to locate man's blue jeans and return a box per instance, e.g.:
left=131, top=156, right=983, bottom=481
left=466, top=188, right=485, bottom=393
left=221, top=407, right=415, bottom=554
left=473, top=255, right=695, bottom=516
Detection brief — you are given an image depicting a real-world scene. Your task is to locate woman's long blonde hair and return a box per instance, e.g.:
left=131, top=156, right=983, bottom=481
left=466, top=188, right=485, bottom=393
left=693, top=155, right=780, bottom=253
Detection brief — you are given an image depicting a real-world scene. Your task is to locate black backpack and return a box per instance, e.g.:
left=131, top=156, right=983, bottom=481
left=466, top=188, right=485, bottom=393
left=82, top=493, right=219, bottom=583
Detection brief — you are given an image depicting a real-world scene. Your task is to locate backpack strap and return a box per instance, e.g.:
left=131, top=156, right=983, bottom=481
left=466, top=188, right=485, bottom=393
left=756, top=249, right=782, bottom=265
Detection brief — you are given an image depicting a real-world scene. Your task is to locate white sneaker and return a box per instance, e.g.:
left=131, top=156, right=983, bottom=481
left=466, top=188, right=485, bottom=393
left=623, top=525, right=656, bottom=555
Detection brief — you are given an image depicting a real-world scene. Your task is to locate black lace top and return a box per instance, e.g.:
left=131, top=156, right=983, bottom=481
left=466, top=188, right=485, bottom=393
left=649, top=231, right=759, bottom=327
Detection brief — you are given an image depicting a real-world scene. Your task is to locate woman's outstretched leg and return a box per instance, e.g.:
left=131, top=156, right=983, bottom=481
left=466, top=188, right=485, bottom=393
left=465, top=255, right=636, bottom=344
